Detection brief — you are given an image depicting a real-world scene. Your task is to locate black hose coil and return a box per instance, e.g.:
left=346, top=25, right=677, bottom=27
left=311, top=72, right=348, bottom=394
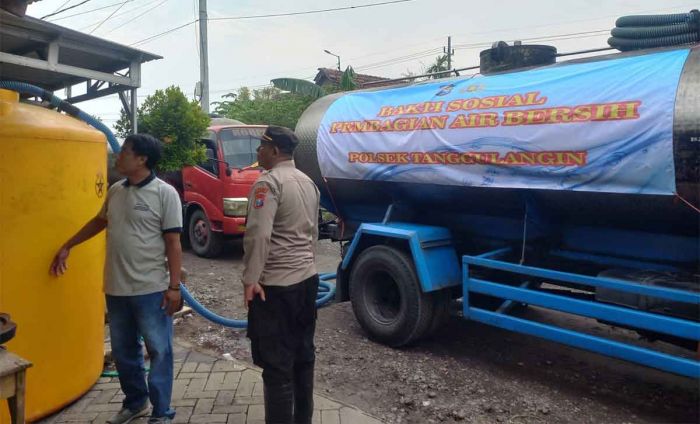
left=608, top=9, right=700, bottom=51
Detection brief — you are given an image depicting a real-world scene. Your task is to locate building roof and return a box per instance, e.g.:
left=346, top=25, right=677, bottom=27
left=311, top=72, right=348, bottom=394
left=0, top=8, right=161, bottom=101
left=313, top=67, right=395, bottom=88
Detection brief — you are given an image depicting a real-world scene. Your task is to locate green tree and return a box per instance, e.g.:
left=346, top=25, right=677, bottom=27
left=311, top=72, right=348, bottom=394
left=339, top=65, right=357, bottom=91
left=271, top=65, right=358, bottom=98
left=212, top=86, right=316, bottom=129
left=115, top=86, right=210, bottom=171
left=215, top=66, right=359, bottom=129
left=426, top=54, right=451, bottom=79
left=114, top=108, right=132, bottom=139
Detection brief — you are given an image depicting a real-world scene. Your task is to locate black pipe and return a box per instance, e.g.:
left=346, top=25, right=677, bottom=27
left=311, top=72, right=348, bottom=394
left=611, top=22, right=696, bottom=39
left=616, top=10, right=698, bottom=27
left=608, top=10, right=700, bottom=51
left=609, top=33, right=700, bottom=51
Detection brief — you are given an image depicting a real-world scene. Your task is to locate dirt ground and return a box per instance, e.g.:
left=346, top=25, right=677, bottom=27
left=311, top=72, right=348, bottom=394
left=175, top=240, right=699, bottom=424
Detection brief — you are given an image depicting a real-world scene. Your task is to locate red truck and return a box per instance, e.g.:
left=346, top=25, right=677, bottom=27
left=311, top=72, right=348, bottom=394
left=171, top=123, right=266, bottom=257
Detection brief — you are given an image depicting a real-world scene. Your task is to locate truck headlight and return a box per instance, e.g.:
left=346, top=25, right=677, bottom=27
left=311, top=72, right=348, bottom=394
left=223, top=198, right=248, bottom=217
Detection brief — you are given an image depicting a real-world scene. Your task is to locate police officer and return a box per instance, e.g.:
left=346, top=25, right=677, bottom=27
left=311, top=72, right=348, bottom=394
left=242, top=126, right=320, bottom=424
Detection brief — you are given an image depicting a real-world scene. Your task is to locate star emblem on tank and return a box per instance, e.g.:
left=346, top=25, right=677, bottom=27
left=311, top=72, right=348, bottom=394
left=95, top=173, right=105, bottom=198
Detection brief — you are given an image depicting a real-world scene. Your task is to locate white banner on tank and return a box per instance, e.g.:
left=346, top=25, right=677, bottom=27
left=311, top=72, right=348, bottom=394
left=316, top=49, right=689, bottom=195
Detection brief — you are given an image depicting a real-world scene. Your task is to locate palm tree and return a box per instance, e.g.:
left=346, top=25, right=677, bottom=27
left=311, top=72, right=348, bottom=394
left=271, top=66, right=358, bottom=99
left=426, top=54, right=451, bottom=79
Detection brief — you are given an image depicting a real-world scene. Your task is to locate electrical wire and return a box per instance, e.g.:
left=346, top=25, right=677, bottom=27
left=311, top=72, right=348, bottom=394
left=446, top=1, right=700, bottom=43
left=208, top=0, right=414, bottom=21
left=47, top=0, right=135, bottom=21
left=89, top=0, right=129, bottom=34
left=129, top=0, right=415, bottom=46
left=41, top=0, right=92, bottom=19
left=50, top=0, right=74, bottom=15
left=452, top=30, right=610, bottom=51
left=356, top=49, right=443, bottom=72
left=130, top=20, right=197, bottom=46
left=79, top=0, right=162, bottom=31
left=103, top=0, right=170, bottom=34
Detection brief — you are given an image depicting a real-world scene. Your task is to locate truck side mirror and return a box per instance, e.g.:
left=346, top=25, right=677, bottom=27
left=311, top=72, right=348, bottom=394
left=226, top=167, right=232, bottom=177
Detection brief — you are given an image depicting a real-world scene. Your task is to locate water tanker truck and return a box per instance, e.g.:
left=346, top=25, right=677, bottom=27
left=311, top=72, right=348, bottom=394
left=294, top=42, right=700, bottom=378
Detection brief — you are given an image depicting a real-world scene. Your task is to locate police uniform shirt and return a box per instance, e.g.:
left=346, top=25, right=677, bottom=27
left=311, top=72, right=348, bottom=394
left=98, top=173, right=183, bottom=295
left=242, top=160, right=320, bottom=287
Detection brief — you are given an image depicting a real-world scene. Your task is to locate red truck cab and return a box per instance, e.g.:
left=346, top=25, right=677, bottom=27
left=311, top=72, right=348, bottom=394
left=181, top=124, right=266, bottom=257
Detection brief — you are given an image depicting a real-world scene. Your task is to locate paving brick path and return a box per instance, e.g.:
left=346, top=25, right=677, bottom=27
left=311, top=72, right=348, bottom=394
left=36, top=347, right=383, bottom=424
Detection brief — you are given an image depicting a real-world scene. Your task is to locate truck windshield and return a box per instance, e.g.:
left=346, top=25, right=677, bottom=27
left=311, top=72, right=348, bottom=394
left=219, top=127, right=265, bottom=169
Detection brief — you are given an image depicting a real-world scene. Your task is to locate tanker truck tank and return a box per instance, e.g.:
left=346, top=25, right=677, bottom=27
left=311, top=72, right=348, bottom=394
left=295, top=46, right=699, bottom=270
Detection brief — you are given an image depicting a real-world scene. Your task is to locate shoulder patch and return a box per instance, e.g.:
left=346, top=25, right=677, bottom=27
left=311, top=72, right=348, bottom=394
left=253, top=186, right=267, bottom=209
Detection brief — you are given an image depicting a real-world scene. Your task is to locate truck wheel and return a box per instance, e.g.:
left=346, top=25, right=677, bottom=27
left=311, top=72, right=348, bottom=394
left=188, top=209, right=223, bottom=257
left=349, top=245, right=434, bottom=347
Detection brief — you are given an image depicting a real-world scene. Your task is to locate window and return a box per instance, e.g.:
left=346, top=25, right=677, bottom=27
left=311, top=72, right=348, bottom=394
left=197, top=139, right=218, bottom=175
left=219, top=127, right=265, bottom=169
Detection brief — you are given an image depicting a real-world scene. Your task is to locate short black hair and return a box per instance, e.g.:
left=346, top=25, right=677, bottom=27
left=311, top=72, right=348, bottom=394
left=124, top=134, right=162, bottom=170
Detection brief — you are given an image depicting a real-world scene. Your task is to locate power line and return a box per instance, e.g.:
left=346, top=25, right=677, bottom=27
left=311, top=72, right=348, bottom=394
left=41, top=0, right=92, bottom=19
left=453, top=29, right=609, bottom=48
left=354, top=48, right=443, bottom=72
left=447, top=1, right=699, bottom=42
left=79, top=0, right=162, bottom=31
left=89, top=0, right=129, bottom=34
left=50, top=0, right=74, bottom=14
left=47, top=0, right=136, bottom=21
left=452, top=30, right=610, bottom=51
left=103, top=0, right=171, bottom=34
left=129, top=0, right=416, bottom=46
left=208, top=0, right=415, bottom=21
left=130, top=20, right=197, bottom=46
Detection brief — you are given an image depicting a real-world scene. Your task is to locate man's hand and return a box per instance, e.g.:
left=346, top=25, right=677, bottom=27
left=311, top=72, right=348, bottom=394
left=50, top=246, right=70, bottom=276
left=161, top=288, right=182, bottom=316
left=244, top=283, right=266, bottom=309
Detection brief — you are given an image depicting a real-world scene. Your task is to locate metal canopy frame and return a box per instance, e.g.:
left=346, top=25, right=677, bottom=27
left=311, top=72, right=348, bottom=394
left=0, top=8, right=162, bottom=131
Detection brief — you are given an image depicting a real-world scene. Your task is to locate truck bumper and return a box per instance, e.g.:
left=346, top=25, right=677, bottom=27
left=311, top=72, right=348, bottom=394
left=222, top=216, right=247, bottom=235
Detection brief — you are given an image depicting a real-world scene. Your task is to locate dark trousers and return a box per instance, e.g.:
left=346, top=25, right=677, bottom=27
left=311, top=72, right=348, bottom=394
left=247, top=274, right=319, bottom=424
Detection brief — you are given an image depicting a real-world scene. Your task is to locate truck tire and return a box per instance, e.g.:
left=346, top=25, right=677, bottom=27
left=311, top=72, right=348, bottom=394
left=188, top=209, right=224, bottom=257
left=349, top=245, right=434, bottom=347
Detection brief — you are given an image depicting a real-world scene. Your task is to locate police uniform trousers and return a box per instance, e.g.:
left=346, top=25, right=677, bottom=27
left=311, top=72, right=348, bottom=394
left=247, top=274, right=319, bottom=424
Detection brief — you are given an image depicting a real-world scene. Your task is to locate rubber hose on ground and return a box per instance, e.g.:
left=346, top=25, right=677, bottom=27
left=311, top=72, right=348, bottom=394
left=180, top=273, right=337, bottom=328
left=0, top=81, right=121, bottom=153
left=102, top=274, right=337, bottom=376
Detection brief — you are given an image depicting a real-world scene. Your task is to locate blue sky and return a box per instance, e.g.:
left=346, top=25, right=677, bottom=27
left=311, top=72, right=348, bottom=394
left=26, top=0, right=698, bottom=129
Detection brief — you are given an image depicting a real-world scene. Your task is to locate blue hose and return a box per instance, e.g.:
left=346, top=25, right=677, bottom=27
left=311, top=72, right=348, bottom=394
left=0, top=81, right=121, bottom=153
left=179, top=273, right=336, bottom=328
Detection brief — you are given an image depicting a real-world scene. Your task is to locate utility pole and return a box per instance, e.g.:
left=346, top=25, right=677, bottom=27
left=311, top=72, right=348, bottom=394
left=444, top=35, right=454, bottom=71
left=199, top=0, right=209, bottom=113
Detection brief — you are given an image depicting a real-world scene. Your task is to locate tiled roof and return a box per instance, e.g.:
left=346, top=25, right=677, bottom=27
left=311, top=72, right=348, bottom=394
left=313, top=68, right=396, bottom=88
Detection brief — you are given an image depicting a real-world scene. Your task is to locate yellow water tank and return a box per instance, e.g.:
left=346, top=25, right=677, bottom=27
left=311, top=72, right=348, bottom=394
left=0, top=89, right=106, bottom=422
